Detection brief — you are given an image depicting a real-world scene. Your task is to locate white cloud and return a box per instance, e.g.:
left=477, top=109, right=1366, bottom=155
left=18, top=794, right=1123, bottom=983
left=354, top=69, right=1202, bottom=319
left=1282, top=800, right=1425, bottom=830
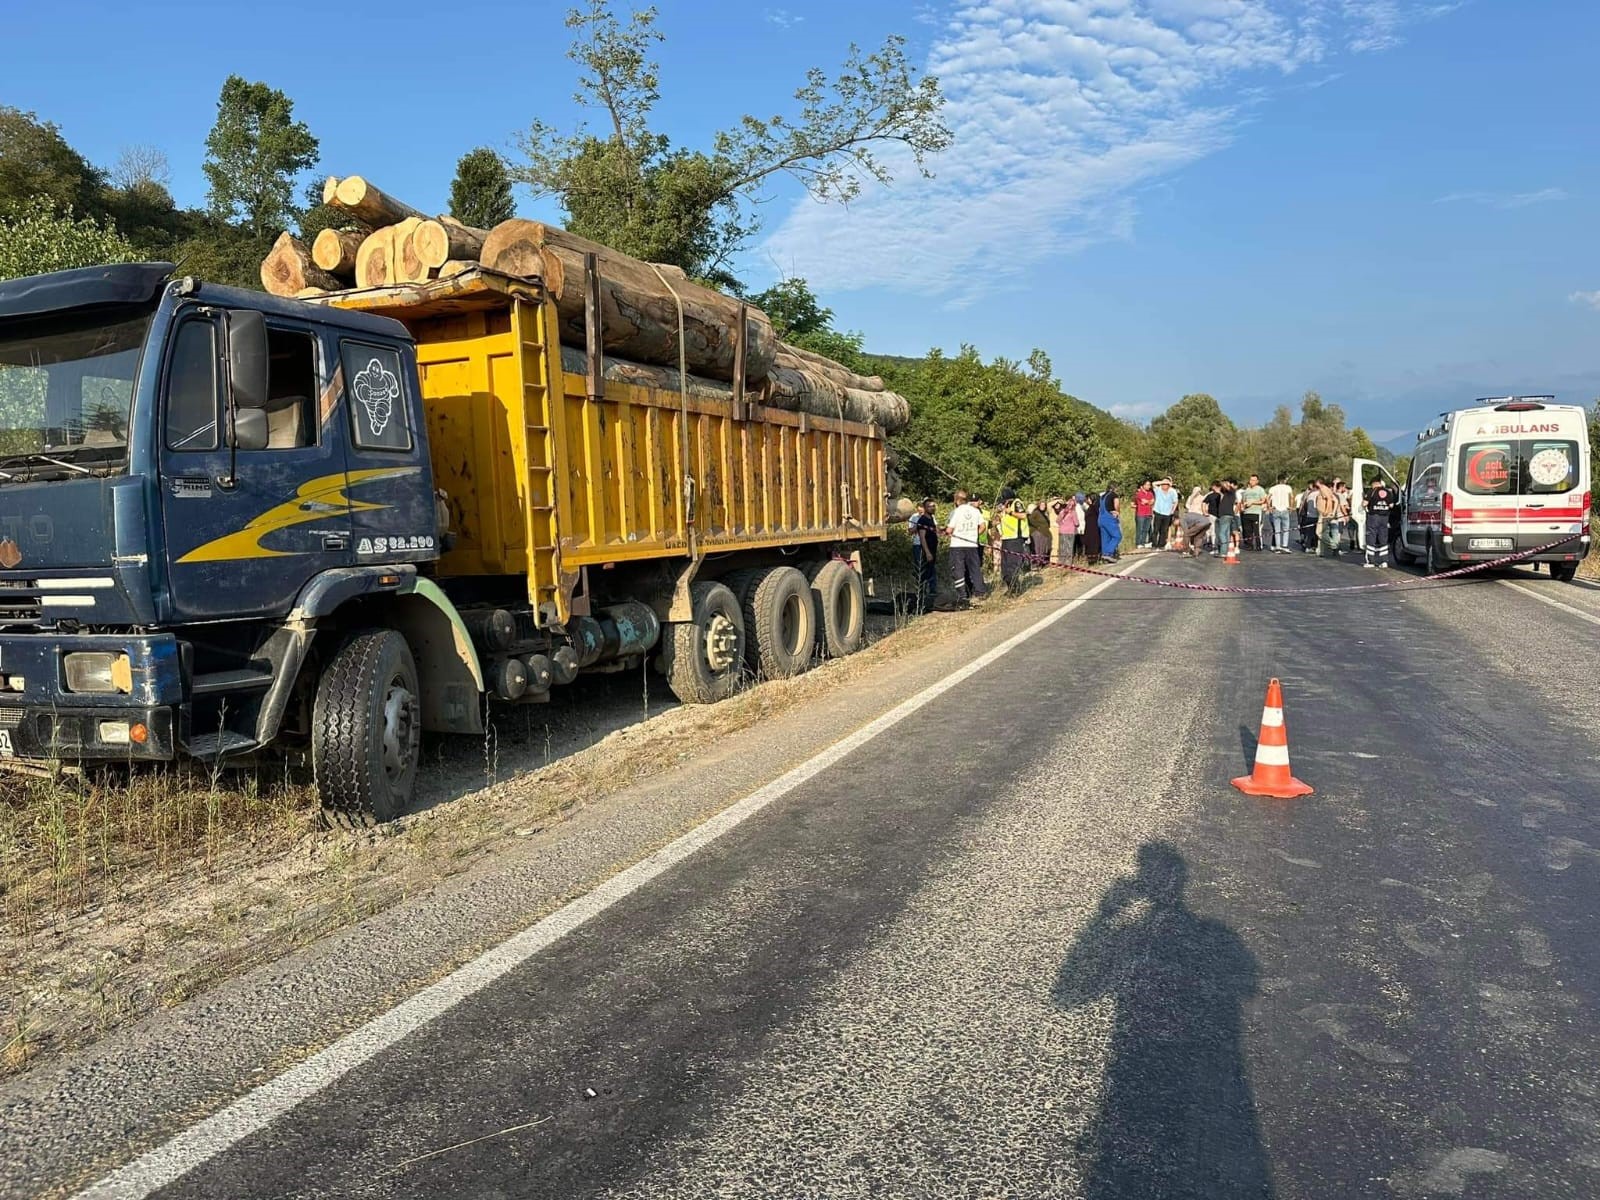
left=763, top=8, right=803, bottom=29
left=1109, top=400, right=1166, bottom=419
left=1570, top=290, right=1600, bottom=312
left=1436, top=187, right=1569, bottom=209
left=759, top=0, right=1457, bottom=298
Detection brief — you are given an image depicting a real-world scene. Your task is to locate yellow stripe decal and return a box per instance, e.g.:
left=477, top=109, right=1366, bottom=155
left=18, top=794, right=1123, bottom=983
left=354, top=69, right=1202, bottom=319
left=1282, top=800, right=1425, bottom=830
left=176, top=467, right=418, bottom=563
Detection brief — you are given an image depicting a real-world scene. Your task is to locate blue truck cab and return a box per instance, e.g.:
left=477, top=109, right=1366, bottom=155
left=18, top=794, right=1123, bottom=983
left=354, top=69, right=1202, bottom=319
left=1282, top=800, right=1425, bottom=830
left=0, top=262, right=474, bottom=821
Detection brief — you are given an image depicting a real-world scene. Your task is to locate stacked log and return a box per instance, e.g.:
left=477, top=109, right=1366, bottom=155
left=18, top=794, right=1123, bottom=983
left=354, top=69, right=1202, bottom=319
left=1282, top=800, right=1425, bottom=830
left=480, top=219, right=777, bottom=385
left=260, top=174, right=911, bottom=433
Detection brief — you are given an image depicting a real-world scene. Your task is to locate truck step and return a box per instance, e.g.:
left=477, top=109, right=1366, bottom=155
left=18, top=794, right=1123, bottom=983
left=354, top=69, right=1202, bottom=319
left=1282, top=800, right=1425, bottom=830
left=192, top=669, right=274, bottom=696
left=185, top=731, right=259, bottom=762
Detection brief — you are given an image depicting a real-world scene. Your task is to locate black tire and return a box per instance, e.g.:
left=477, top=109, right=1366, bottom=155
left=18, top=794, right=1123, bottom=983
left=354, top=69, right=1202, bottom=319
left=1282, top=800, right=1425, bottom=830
left=744, top=566, right=815, bottom=679
left=312, top=629, right=420, bottom=828
left=1426, top=537, right=1446, bottom=577
left=808, top=559, right=866, bottom=659
left=662, top=581, right=745, bottom=704
left=1551, top=562, right=1579, bottom=583
left=1392, top=535, right=1416, bottom=565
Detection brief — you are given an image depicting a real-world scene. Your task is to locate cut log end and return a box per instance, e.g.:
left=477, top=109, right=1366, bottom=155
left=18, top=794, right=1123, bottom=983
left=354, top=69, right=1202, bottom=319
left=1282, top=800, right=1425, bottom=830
left=312, top=227, right=364, bottom=274
left=260, top=232, right=341, bottom=298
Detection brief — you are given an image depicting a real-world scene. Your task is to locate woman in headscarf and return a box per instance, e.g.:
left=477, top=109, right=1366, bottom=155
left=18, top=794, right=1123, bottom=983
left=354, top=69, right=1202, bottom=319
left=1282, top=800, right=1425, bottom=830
left=1098, top=483, right=1123, bottom=561
left=1082, top=490, right=1103, bottom=564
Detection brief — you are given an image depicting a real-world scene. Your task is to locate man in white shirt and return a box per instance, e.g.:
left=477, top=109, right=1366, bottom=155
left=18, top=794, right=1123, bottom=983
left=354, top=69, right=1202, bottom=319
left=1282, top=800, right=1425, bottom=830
left=1266, top=474, right=1295, bottom=553
left=945, top=489, right=988, bottom=607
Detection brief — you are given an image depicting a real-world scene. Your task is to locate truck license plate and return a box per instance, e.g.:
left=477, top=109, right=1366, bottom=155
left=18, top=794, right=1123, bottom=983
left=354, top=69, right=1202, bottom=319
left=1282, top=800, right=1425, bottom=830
left=0, top=730, right=14, bottom=757
left=1469, top=537, right=1514, bottom=550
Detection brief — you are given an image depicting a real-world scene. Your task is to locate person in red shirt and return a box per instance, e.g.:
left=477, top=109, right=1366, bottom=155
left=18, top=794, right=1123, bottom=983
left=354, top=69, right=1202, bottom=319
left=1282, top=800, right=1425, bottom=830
left=1133, top=481, right=1156, bottom=549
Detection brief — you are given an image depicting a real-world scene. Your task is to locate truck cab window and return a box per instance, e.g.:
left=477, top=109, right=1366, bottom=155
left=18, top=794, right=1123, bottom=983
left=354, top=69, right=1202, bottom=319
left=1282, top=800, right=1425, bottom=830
left=340, top=342, right=411, bottom=452
left=261, top=328, right=317, bottom=450
left=165, top=320, right=219, bottom=451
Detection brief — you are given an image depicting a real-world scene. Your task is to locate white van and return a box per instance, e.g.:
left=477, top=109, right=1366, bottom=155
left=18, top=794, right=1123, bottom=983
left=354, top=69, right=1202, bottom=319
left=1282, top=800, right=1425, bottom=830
left=1383, top=397, right=1591, bottom=581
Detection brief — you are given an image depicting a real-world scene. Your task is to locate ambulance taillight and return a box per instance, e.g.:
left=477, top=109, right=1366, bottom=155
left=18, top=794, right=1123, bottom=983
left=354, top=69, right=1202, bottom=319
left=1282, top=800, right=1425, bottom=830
left=1442, top=491, right=1454, bottom=537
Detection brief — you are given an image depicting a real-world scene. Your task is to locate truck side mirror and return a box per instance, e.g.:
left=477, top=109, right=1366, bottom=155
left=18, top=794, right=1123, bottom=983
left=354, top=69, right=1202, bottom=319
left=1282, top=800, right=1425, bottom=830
left=229, top=407, right=270, bottom=451
left=226, top=309, right=269, bottom=411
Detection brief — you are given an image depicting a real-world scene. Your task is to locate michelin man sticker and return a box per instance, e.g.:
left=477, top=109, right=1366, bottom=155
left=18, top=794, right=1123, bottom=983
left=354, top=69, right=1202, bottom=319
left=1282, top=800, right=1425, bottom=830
left=352, top=357, right=399, bottom=439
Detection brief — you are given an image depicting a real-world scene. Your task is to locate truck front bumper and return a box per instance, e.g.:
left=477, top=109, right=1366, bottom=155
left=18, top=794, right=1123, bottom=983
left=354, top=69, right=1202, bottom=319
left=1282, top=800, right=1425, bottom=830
left=0, top=632, right=184, bottom=762
left=0, top=704, right=177, bottom=761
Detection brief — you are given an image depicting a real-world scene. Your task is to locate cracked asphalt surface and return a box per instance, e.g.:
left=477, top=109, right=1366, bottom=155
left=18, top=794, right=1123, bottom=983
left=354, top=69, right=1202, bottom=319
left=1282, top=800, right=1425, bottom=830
left=9, top=551, right=1600, bottom=1199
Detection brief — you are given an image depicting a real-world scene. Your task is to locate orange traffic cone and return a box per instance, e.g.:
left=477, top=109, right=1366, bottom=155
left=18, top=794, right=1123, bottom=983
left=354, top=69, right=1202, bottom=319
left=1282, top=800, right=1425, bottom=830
left=1224, top=534, right=1241, bottom=565
left=1231, top=678, right=1314, bottom=798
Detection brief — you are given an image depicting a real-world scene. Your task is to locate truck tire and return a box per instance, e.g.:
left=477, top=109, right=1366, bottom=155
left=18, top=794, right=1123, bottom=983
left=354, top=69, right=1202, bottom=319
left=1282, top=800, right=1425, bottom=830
left=662, top=581, right=745, bottom=704
left=744, top=566, right=815, bottom=679
left=808, top=559, right=865, bottom=659
left=1551, top=562, right=1578, bottom=583
left=312, top=629, right=421, bottom=828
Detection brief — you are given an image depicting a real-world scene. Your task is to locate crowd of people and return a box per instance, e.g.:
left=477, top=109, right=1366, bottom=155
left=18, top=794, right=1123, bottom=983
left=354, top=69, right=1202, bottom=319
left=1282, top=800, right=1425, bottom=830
left=907, top=474, right=1401, bottom=609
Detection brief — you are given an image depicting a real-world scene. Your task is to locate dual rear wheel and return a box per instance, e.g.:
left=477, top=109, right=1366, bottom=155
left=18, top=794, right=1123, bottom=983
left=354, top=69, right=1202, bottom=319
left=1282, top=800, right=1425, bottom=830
left=663, top=560, right=867, bottom=704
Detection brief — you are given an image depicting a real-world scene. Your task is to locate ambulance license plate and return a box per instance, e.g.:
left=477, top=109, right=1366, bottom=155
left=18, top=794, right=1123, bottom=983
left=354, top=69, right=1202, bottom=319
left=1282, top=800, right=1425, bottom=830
left=1469, top=537, right=1514, bottom=550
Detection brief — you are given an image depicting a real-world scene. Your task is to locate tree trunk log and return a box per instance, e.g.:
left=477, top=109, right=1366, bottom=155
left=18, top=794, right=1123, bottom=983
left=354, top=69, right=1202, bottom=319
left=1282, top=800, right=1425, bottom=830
left=761, top=365, right=909, bottom=430
left=391, top=218, right=429, bottom=284
left=774, top=343, right=885, bottom=393
left=414, top=218, right=488, bottom=269
left=438, top=259, right=475, bottom=278
left=355, top=228, right=392, bottom=288
left=296, top=287, right=330, bottom=299
left=481, top=219, right=778, bottom=385
left=550, top=345, right=908, bottom=431
left=331, top=176, right=426, bottom=227
left=322, top=176, right=340, bottom=205
left=260, top=232, right=342, bottom=297
left=312, top=228, right=364, bottom=274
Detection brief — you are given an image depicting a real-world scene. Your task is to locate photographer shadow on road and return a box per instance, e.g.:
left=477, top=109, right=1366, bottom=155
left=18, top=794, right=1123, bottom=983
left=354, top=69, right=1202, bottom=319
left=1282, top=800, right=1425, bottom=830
left=1054, top=842, right=1273, bottom=1199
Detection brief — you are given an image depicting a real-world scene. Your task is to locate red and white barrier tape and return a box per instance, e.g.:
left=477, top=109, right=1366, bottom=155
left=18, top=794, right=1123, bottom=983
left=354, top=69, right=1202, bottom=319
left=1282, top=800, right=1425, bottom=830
left=984, top=534, right=1586, bottom=596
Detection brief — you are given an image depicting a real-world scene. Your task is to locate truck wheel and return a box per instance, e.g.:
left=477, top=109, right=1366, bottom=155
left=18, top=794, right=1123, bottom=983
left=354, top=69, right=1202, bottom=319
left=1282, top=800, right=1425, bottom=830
left=662, top=581, right=745, bottom=704
left=1426, top=538, right=1446, bottom=578
left=744, top=566, right=815, bottom=679
left=808, top=559, right=865, bottom=659
left=312, top=629, right=420, bottom=827
left=1551, top=562, right=1578, bottom=583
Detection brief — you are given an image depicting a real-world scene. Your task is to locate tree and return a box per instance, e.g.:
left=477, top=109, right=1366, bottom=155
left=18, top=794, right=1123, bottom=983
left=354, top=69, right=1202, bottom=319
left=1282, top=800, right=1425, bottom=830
left=109, top=145, right=170, bottom=197
left=1139, top=393, right=1237, bottom=487
left=0, top=107, right=106, bottom=218
left=449, top=147, right=516, bottom=228
left=749, top=276, right=833, bottom=339
left=0, top=197, right=137, bottom=282
left=202, top=76, right=319, bottom=240
left=511, top=1, right=950, bottom=279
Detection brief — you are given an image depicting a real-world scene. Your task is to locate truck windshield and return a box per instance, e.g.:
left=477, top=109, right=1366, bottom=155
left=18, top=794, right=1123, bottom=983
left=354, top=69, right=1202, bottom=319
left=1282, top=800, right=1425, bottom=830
left=0, top=308, right=154, bottom=472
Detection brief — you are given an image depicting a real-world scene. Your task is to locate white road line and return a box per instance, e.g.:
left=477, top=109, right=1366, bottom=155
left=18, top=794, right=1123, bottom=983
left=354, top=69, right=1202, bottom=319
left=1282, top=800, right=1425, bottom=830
left=74, top=558, right=1146, bottom=1200
left=1497, top=579, right=1600, bottom=628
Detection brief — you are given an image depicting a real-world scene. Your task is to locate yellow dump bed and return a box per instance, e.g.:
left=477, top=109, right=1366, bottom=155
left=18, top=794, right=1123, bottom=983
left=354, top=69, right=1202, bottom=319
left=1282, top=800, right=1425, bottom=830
left=325, top=269, right=887, bottom=625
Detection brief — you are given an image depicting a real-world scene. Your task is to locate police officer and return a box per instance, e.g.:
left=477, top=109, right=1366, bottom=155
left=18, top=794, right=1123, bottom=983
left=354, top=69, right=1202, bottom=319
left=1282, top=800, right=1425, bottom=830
left=1363, top=480, right=1395, bottom=569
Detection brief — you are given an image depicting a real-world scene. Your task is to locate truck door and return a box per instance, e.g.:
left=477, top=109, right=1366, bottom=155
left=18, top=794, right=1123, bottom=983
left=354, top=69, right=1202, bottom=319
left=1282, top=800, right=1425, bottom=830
left=159, top=311, right=353, bottom=621
left=334, top=339, right=438, bottom=565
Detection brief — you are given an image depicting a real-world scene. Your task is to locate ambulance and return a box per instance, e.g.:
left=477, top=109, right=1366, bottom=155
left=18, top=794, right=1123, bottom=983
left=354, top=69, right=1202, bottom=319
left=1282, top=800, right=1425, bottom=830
left=1387, top=396, right=1590, bottom=581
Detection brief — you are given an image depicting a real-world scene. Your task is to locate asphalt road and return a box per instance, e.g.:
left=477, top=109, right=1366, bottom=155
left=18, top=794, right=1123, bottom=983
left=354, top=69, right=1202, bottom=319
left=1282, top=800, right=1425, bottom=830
left=22, top=549, right=1600, bottom=1198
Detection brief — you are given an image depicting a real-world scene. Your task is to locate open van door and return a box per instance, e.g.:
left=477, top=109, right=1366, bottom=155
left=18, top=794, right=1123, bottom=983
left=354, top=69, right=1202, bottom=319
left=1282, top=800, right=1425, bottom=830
left=1350, top=457, right=1401, bottom=545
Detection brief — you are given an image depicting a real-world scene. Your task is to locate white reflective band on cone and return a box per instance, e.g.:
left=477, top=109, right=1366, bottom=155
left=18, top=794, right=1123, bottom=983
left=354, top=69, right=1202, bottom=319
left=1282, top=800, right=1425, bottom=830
left=1254, top=743, right=1291, bottom=766
left=1260, top=708, right=1284, bottom=728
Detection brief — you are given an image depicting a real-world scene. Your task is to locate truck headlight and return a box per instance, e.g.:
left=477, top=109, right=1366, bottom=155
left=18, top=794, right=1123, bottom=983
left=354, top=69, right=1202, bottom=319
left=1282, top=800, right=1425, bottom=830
left=64, top=652, right=132, bottom=694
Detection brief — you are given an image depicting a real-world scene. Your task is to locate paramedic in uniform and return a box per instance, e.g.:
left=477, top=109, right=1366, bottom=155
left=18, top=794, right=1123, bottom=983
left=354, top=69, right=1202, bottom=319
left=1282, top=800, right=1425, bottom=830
left=1362, top=481, right=1395, bottom=569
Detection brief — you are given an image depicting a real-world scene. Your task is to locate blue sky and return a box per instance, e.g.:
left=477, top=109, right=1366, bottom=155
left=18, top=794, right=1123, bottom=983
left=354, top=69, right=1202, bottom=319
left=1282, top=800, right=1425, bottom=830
left=7, top=0, right=1598, bottom=443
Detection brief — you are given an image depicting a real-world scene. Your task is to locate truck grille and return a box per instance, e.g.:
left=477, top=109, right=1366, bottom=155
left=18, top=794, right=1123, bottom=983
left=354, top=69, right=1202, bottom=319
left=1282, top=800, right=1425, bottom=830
left=0, top=708, right=21, bottom=730
left=0, top=576, right=43, bottom=622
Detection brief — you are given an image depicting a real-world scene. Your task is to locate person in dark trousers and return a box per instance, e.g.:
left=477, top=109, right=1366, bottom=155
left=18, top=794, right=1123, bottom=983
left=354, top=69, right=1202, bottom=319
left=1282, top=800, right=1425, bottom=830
left=945, top=489, right=987, bottom=607
left=1362, top=481, right=1395, bottom=568
left=908, top=497, right=940, bottom=606
left=1298, top=481, right=1320, bottom=553
left=999, top=498, right=1031, bottom=592
left=1083, top=491, right=1104, bottom=564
